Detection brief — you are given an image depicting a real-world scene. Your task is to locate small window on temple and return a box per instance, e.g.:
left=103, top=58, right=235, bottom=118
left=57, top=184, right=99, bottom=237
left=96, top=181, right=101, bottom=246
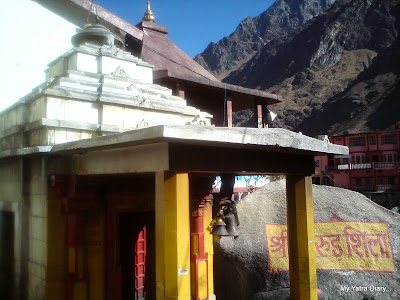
left=349, top=137, right=366, bottom=146
left=369, top=136, right=376, bottom=145
left=355, top=178, right=362, bottom=186
left=388, top=177, right=395, bottom=185
left=381, top=134, right=397, bottom=145
left=336, top=138, right=342, bottom=141
left=315, top=160, right=320, bottom=167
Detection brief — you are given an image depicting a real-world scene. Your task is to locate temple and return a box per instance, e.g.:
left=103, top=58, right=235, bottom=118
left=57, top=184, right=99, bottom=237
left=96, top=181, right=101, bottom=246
left=0, top=1, right=348, bottom=300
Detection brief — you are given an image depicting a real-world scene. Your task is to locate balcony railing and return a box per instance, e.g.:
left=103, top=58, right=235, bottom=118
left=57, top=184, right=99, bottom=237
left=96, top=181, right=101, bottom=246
left=352, top=163, right=372, bottom=169
left=337, top=164, right=349, bottom=170
left=376, top=184, right=392, bottom=191
left=373, top=162, right=397, bottom=169
left=333, top=163, right=371, bottom=170
left=329, top=162, right=398, bottom=171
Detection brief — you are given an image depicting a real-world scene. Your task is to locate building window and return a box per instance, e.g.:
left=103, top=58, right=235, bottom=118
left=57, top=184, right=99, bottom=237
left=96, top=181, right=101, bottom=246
left=356, top=156, right=361, bottom=164
left=377, top=177, right=385, bottom=185
left=388, top=177, right=395, bottom=185
left=349, top=137, right=366, bottom=146
left=365, top=177, right=371, bottom=186
left=381, top=134, right=397, bottom=145
left=388, top=154, right=393, bottom=162
left=355, top=178, right=362, bottom=186
left=343, top=158, right=349, bottom=164
left=315, top=160, right=320, bottom=167
left=369, top=136, right=376, bottom=145
left=336, top=138, right=342, bottom=142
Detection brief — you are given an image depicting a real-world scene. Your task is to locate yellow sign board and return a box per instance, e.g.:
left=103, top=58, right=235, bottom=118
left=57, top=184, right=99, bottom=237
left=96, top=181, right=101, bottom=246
left=265, top=220, right=396, bottom=273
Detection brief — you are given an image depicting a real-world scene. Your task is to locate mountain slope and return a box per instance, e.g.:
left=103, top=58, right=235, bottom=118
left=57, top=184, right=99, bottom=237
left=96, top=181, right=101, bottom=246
left=225, top=0, right=399, bottom=88
left=194, top=0, right=336, bottom=80
left=297, top=35, right=400, bottom=136
left=225, top=0, right=400, bottom=135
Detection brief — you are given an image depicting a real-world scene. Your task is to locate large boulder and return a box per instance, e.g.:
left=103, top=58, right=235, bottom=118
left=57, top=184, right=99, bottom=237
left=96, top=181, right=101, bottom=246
left=214, top=180, right=400, bottom=300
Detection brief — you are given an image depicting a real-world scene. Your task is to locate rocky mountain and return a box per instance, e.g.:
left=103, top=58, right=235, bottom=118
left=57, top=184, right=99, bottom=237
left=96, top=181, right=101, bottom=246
left=194, top=0, right=337, bottom=80
left=298, top=36, right=400, bottom=135
left=198, top=0, right=400, bottom=136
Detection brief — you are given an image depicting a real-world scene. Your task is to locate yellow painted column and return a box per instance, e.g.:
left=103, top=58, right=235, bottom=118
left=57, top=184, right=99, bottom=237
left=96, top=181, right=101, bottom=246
left=286, top=176, right=318, bottom=300
left=156, top=172, right=191, bottom=300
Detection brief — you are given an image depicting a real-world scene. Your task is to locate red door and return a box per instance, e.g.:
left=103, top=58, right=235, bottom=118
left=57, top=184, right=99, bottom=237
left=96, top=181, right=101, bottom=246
left=114, top=213, right=153, bottom=300
left=135, top=225, right=146, bottom=300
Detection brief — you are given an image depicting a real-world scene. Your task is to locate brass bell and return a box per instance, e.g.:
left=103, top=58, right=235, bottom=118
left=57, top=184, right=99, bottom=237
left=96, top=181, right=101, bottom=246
left=224, top=214, right=239, bottom=238
left=211, top=218, right=229, bottom=237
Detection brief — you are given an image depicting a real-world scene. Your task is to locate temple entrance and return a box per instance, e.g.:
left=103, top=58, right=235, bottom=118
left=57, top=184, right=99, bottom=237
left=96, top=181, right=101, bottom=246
left=118, top=212, right=154, bottom=300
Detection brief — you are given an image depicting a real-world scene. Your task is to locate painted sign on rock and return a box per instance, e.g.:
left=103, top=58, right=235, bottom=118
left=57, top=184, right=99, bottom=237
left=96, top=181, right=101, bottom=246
left=265, top=218, right=396, bottom=273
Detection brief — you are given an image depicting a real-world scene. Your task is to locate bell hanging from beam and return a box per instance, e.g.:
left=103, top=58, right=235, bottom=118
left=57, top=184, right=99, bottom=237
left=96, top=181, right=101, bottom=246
left=224, top=213, right=240, bottom=238
left=211, top=218, right=229, bottom=237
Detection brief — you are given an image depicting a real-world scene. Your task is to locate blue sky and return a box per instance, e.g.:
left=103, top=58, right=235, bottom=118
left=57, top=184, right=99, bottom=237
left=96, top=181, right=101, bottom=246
left=95, top=0, right=275, bottom=58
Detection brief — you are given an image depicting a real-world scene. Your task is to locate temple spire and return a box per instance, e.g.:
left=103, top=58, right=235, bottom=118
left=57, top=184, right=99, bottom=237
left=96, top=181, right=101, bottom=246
left=143, top=1, right=155, bottom=22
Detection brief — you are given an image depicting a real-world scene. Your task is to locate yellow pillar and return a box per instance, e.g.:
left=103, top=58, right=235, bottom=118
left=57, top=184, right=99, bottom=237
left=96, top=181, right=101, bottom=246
left=156, top=172, right=191, bottom=300
left=286, top=176, right=317, bottom=300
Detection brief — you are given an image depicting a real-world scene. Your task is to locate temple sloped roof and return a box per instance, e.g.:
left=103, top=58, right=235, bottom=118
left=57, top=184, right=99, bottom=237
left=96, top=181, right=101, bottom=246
left=136, top=21, right=219, bottom=82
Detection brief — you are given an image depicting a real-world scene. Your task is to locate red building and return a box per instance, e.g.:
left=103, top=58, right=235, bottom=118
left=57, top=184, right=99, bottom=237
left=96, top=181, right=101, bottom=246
left=314, top=128, right=400, bottom=194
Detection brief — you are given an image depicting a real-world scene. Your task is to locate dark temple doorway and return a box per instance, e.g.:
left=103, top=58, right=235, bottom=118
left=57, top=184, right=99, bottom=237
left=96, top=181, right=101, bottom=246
left=119, top=212, right=155, bottom=300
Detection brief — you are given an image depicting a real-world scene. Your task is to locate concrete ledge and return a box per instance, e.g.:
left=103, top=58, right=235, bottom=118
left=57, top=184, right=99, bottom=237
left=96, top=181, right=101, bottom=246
left=0, top=146, right=53, bottom=159
left=0, top=126, right=348, bottom=159
left=51, top=125, right=348, bottom=156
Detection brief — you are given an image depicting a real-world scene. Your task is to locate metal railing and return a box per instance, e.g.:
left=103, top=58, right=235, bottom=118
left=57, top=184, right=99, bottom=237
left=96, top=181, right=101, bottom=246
left=352, top=163, right=372, bottom=169
left=332, top=163, right=371, bottom=170
left=373, top=162, right=397, bottom=169
left=329, top=162, right=398, bottom=171
left=337, top=164, right=349, bottom=170
left=376, top=184, right=391, bottom=191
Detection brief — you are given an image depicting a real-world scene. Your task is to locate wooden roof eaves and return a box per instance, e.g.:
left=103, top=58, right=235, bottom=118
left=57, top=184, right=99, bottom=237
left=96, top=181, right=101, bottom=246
left=154, top=70, right=282, bottom=105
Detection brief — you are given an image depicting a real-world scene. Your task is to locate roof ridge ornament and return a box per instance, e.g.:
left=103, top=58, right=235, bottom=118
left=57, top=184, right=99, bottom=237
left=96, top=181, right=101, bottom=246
left=143, top=1, right=156, bottom=23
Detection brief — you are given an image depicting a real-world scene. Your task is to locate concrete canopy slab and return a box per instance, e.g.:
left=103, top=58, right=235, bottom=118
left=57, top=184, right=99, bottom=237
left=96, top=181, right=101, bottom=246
left=50, top=125, right=348, bottom=156
left=0, top=126, right=348, bottom=163
left=31, top=125, right=347, bottom=176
